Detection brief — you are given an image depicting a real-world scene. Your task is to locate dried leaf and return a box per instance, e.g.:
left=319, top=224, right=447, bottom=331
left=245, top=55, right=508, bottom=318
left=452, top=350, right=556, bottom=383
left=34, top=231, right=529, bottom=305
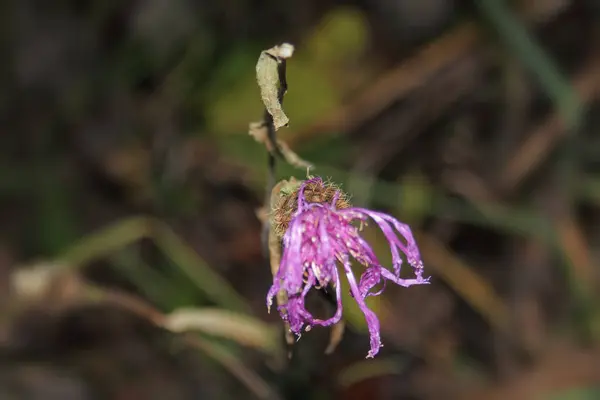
left=256, top=43, right=294, bottom=130
left=165, top=308, right=281, bottom=356
left=186, top=335, right=282, bottom=400
left=248, top=122, right=272, bottom=151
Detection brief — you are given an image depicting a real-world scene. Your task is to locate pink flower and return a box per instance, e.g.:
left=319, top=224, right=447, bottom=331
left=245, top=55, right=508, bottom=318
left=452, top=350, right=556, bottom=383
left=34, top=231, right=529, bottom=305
left=267, top=177, right=429, bottom=358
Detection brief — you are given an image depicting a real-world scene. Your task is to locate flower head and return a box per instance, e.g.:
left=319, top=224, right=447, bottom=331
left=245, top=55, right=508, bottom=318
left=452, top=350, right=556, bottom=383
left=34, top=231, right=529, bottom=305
left=267, top=177, right=430, bottom=358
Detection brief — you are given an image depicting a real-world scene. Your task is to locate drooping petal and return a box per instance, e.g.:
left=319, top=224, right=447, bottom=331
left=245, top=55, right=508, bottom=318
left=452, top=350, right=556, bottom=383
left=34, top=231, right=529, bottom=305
left=346, top=229, right=381, bottom=267
left=341, top=255, right=382, bottom=358
left=380, top=212, right=424, bottom=274
left=358, top=208, right=424, bottom=271
left=310, top=267, right=343, bottom=327
left=279, top=214, right=308, bottom=294
left=266, top=280, right=280, bottom=311
left=283, top=273, right=315, bottom=334
left=312, top=211, right=333, bottom=287
left=358, top=266, right=386, bottom=298
left=379, top=267, right=430, bottom=287
left=343, top=208, right=407, bottom=278
left=280, top=268, right=344, bottom=334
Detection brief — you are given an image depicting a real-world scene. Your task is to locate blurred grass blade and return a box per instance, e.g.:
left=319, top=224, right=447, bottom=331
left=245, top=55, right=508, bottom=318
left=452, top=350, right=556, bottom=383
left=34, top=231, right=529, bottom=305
left=546, top=387, right=600, bottom=400
left=111, top=249, right=183, bottom=310
left=165, top=307, right=281, bottom=356
left=84, top=285, right=280, bottom=400
left=416, top=231, right=511, bottom=334
left=187, top=335, right=281, bottom=400
left=152, top=223, right=251, bottom=313
left=57, top=216, right=150, bottom=267
left=339, top=266, right=380, bottom=333
left=54, top=216, right=251, bottom=313
left=475, top=0, right=583, bottom=129
left=337, top=358, right=408, bottom=388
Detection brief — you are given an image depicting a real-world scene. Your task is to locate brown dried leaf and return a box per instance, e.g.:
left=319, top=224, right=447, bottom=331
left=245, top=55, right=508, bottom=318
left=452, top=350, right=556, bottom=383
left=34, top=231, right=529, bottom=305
left=256, top=43, right=294, bottom=130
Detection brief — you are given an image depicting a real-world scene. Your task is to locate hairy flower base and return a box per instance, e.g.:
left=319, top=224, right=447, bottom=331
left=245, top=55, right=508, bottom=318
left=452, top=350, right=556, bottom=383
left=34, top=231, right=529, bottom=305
left=267, top=177, right=430, bottom=358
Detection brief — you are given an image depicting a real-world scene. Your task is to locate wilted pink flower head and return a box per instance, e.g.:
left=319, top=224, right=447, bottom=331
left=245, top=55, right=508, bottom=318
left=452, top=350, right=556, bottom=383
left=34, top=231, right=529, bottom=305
left=267, top=177, right=429, bottom=358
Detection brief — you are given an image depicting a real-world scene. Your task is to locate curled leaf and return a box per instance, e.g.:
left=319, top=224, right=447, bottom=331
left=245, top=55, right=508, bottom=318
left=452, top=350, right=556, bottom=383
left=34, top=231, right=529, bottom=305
left=256, top=43, right=294, bottom=130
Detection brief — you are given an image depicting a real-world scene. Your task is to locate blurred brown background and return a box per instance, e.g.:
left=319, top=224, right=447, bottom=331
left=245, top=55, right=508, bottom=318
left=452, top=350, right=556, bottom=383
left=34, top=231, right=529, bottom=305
left=1, top=0, right=600, bottom=399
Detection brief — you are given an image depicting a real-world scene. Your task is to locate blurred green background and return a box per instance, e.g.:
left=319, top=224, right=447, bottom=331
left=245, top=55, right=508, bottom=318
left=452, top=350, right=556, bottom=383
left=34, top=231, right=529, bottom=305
left=1, top=0, right=600, bottom=399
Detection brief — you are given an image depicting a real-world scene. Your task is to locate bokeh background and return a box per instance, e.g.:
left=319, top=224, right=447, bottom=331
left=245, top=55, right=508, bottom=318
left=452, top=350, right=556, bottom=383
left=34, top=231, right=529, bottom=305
left=2, top=0, right=600, bottom=399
